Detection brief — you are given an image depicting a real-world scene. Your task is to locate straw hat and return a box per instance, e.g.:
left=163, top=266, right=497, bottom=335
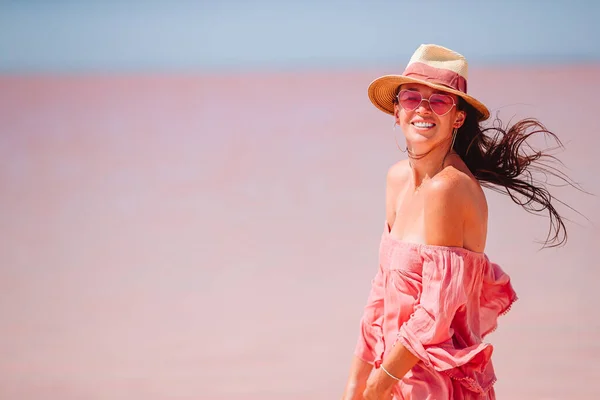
left=368, top=44, right=490, bottom=121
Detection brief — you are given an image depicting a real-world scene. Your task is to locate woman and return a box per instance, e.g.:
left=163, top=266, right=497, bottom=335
left=341, top=44, right=572, bottom=399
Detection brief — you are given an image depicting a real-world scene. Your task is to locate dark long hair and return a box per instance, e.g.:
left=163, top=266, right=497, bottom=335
left=454, top=99, right=583, bottom=248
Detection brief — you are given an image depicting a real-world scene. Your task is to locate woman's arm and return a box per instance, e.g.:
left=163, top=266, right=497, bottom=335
left=362, top=343, right=419, bottom=399
left=345, top=261, right=385, bottom=399
left=343, top=162, right=412, bottom=399
left=341, top=356, right=374, bottom=400
left=385, top=161, right=409, bottom=227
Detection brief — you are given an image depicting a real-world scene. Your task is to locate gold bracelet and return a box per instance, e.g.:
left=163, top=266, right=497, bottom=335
left=380, top=364, right=400, bottom=381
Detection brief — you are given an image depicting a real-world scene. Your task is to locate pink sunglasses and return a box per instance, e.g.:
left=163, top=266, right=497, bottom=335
left=397, top=90, right=456, bottom=116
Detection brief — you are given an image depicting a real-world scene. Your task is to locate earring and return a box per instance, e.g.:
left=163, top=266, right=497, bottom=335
left=393, top=122, right=407, bottom=153
left=450, top=128, right=458, bottom=150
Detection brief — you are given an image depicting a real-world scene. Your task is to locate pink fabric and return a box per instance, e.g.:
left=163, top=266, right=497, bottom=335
left=354, top=223, right=517, bottom=399
left=403, top=62, right=468, bottom=93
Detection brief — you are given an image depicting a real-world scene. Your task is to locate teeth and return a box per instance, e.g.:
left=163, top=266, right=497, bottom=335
left=413, top=122, right=434, bottom=128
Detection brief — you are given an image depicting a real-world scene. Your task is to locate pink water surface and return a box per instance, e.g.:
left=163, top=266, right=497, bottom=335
left=0, top=66, right=599, bottom=399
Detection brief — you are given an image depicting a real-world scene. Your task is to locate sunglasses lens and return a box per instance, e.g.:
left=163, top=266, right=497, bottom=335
left=398, top=90, right=422, bottom=111
left=429, top=94, right=454, bottom=115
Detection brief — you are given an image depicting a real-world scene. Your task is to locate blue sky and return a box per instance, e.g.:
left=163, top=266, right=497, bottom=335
left=1, top=0, right=598, bottom=72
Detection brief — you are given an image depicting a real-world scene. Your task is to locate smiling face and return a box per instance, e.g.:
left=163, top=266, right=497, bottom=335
left=394, top=83, right=466, bottom=153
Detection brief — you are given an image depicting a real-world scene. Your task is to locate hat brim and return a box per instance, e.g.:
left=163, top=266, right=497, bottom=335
left=368, top=75, right=490, bottom=122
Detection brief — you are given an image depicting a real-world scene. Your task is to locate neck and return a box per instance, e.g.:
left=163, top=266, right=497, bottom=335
left=406, top=139, right=454, bottom=189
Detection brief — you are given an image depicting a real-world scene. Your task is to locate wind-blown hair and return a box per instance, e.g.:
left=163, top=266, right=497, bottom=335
left=454, top=99, right=581, bottom=248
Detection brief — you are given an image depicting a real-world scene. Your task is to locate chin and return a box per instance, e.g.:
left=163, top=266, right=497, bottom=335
left=404, top=128, right=436, bottom=143
left=403, top=128, right=442, bottom=152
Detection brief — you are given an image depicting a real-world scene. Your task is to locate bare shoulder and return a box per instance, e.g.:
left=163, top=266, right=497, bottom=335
left=386, top=159, right=410, bottom=187
left=386, top=159, right=411, bottom=200
left=385, top=160, right=410, bottom=225
left=428, top=166, right=476, bottom=200
left=422, top=166, right=486, bottom=248
left=424, top=167, right=471, bottom=224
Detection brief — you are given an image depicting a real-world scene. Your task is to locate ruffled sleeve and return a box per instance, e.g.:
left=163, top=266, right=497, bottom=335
left=354, top=263, right=385, bottom=366
left=395, top=248, right=515, bottom=394
left=480, top=261, right=518, bottom=337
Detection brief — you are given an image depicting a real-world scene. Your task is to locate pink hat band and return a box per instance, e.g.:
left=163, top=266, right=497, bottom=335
left=403, top=62, right=468, bottom=94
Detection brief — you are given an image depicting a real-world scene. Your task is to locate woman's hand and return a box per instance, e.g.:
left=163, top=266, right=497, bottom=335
left=362, top=368, right=396, bottom=400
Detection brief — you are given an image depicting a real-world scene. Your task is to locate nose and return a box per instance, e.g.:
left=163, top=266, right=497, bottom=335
left=415, top=98, right=432, bottom=114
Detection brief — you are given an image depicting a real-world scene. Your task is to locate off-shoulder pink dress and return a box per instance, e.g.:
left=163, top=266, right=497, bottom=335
left=354, top=223, right=517, bottom=399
